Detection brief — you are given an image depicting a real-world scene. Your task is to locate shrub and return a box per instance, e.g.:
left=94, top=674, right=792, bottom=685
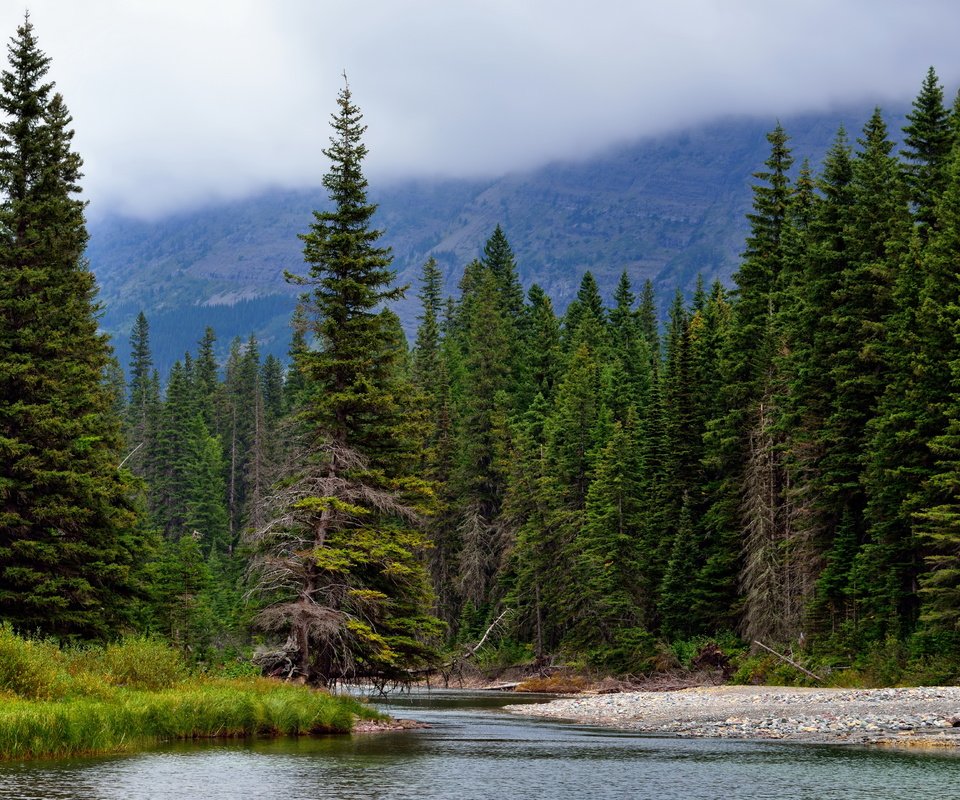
left=0, top=625, right=63, bottom=700
left=98, top=637, right=189, bottom=690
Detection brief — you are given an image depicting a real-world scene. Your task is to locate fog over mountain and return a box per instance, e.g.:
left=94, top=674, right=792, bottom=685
left=88, top=105, right=904, bottom=374
left=0, top=1, right=953, bottom=218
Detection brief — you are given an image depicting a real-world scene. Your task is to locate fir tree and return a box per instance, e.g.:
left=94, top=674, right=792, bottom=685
left=0, top=17, right=140, bottom=637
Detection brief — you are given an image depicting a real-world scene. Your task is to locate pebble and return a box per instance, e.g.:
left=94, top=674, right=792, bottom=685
left=503, top=686, right=960, bottom=746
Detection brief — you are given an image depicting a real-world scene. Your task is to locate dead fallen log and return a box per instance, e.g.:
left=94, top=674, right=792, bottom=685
left=753, top=640, right=823, bottom=684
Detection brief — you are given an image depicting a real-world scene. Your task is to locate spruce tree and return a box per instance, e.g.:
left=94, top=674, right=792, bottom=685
left=249, top=79, right=439, bottom=684
left=907, top=146, right=960, bottom=637
left=520, top=284, right=562, bottom=407
left=814, top=110, right=911, bottom=631
left=902, top=67, right=954, bottom=238
left=126, top=312, right=154, bottom=467
left=481, top=224, right=525, bottom=327
left=574, top=416, right=651, bottom=665
left=0, top=17, right=141, bottom=638
left=702, top=124, right=795, bottom=642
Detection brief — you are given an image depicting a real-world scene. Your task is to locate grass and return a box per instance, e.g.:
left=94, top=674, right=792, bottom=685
left=0, top=626, right=378, bottom=761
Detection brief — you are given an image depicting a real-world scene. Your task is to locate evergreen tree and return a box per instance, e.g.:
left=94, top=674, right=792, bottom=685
left=450, top=261, right=514, bottom=609
left=193, top=326, right=219, bottom=429
left=413, top=256, right=443, bottom=394
left=563, top=270, right=607, bottom=351
left=249, top=79, right=439, bottom=684
left=637, top=278, right=660, bottom=375
left=520, top=284, right=562, bottom=407
left=782, top=132, right=854, bottom=624
left=481, top=224, right=525, bottom=327
left=902, top=67, right=954, bottom=238
left=814, top=110, right=911, bottom=630
left=573, top=416, right=651, bottom=664
left=284, top=301, right=310, bottom=410
left=0, top=17, right=140, bottom=637
left=906, top=146, right=960, bottom=637
left=126, top=311, right=155, bottom=474
left=702, top=124, right=794, bottom=642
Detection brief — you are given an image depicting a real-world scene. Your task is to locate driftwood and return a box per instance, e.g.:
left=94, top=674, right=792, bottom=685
left=753, top=640, right=823, bottom=684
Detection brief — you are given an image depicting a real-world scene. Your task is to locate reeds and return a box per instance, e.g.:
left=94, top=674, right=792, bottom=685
left=0, top=626, right=374, bottom=760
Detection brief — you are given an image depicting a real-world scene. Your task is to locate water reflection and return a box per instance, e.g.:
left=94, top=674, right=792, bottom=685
left=1, top=690, right=959, bottom=800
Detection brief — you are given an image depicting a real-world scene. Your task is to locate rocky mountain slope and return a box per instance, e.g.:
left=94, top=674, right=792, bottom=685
left=87, top=105, right=902, bottom=373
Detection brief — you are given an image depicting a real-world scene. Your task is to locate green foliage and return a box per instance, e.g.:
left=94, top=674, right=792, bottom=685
left=0, top=16, right=142, bottom=638
left=0, top=629, right=374, bottom=760
left=471, top=638, right=534, bottom=671
left=0, top=625, right=62, bottom=700
left=248, top=78, right=440, bottom=686
left=581, top=627, right=658, bottom=675
left=9, top=45, right=960, bottom=686
left=669, top=632, right=745, bottom=671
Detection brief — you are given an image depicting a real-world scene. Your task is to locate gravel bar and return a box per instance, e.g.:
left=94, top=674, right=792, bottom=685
left=503, top=686, right=960, bottom=746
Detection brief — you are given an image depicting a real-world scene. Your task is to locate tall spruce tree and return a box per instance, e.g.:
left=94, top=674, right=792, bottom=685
left=0, top=17, right=140, bottom=637
left=249, top=78, right=439, bottom=684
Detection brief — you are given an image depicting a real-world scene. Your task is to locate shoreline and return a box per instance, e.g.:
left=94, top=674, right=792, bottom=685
left=503, top=685, right=960, bottom=747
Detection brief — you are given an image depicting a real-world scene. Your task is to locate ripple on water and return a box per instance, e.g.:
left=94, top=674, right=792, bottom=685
left=0, top=692, right=959, bottom=800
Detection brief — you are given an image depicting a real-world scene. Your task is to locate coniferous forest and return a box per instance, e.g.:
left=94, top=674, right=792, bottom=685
left=6, top=17, right=960, bottom=688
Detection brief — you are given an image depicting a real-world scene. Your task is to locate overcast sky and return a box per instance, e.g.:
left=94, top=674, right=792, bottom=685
left=3, top=0, right=960, bottom=219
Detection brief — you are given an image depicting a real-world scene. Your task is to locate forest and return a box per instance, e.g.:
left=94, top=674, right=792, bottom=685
left=4, top=13, right=960, bottom=689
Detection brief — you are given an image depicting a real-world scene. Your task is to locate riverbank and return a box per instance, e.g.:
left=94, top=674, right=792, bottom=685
left=0, top=629, right=377, bottom=760
left=504, top=686, right=960, bottom=746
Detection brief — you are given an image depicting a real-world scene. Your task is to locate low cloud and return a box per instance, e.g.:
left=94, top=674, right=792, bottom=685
left=3, top=0, right=958, bottom=218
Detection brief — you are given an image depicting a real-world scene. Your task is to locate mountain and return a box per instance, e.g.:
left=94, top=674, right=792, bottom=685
left=88, top=105, right=904, bottom=376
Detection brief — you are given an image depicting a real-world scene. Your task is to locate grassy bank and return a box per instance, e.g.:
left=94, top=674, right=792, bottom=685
left=0, top=627, right=378, bottom=761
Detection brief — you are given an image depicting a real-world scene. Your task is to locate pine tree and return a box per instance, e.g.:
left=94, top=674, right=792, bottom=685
left=284, top=301, right=310, bottom=410
left=902, top=67, right=954, bottom=238
left=814, top=110, right=911, bottom=630
left=150, top=360, right=197, bottom=537
left=637, top=278, right=660, bottom=375
left=450, top=261, right=514, bottom=609
left=413, top=256, right=443, bottom=394
left=126, top=311, right=156, bottom=475
left=481, top=224, right=525, bottom=327
left=563, top=271, right=607, bottom=352
left=520, top=284, right=562, bottom=407
left=0, top=17, right=141, bottom=638
left=908, top=146, right=960, bottom=637
left=702, top=124, right=794, bottom=642
left=573, top=416, right=651, bottom=664
left=193, top=326, right=220, bottom=429
left=782, top=132, right=854, bottom=625
left=249, top=78, right=439, bottom=684
left=607, top=271, right=653, bottom=424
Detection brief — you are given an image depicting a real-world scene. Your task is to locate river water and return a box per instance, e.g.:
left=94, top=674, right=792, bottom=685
left=1, top=690, right=959, bottom=799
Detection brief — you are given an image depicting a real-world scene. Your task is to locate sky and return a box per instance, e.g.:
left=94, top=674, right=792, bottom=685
left=3, top=0, right=960, bottom=219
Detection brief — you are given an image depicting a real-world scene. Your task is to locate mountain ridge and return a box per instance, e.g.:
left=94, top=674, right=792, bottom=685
left=88, top=104, right=905, bottom=374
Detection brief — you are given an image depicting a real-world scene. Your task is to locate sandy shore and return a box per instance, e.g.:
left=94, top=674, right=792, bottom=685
left=504, top=685, right=960, bottom=747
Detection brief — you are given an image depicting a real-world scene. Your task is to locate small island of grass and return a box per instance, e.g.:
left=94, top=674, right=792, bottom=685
left=0, top=627, right=379, bottom=761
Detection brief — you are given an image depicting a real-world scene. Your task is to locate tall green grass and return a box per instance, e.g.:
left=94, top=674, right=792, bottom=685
left=0, top=626, right=376, bottom=760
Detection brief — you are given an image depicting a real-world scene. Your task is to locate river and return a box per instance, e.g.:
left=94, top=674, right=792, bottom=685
left=1, top=690, right=959, bottom=799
